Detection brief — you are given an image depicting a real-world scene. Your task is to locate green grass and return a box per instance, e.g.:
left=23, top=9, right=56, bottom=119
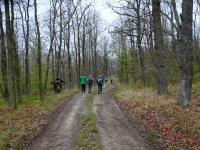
left=77, top=114, right=100, bottom=150
left=87, top=93, right=95, bottom=110
left=86, top=112, right=96, bottom=126
left=76, top=92, right=101, bottom=150
left=147, top=131, right=158, bottom=142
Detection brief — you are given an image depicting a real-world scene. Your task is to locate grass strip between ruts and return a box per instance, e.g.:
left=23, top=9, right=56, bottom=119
left=76, top=92, right=101, bottom=150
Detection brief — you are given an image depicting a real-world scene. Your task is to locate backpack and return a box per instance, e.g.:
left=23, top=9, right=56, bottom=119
left=97, top=77, right=103, bottom=84
left=88, top=76, right=93, bottom=84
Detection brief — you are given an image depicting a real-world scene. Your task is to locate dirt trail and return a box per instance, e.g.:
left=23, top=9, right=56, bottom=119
left=94, top=87, right=152, bottom=150
left=24, top=87, right=152, bottom=150
left=25, top=94, right=87, bottom=150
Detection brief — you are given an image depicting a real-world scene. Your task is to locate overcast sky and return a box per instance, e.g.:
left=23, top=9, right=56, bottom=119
left=36, top=0, right=118, bottom=26
left=94, top=0, right=118, bottom=24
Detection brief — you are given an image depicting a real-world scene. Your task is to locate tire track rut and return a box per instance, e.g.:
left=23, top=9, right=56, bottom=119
left=26, top=94, right=87, bottom=150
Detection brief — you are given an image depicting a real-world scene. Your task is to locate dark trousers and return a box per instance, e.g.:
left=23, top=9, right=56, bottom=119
left=98, top=84, right=102, bottom=94
left=88, top=83, right=93, bottom=93
left=81, top=84, right=86, bottom=93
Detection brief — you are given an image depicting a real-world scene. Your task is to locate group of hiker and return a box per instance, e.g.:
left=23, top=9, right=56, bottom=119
left=80, top=74, right=107, bottom=94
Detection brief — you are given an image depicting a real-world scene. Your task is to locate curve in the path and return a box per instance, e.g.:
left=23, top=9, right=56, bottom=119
left=94, top=88, right=152, bottom=150
left=26, top=94, right=87, bottom=150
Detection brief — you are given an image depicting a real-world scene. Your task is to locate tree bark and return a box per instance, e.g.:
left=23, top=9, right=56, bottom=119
left=103, top=40, right=109, bottom=77
left=22, top=0, right=31, bottom=95
left=67, top=0, right=72, bottom=87
left=136, top=0, right=145, bottom=84
left=11, top=0, right=22, bottom=103
left=34, top=0, right=43, bottom=102
left=152, top=0, right=168, bottom=95
left=44, top=0, right=57, bottom=90
left=5, top=0, right=17, bottom=108
left=67, top=23, right=72, bottom=87
left=179, top=0, right=193, bottom=106
left=0, top=3, right=9, bottom=101
left=57, top=0, right=63, bottom=77
left=77, top=26, right=81, bottom=76
left=18, top=0, right=31, bottom=95
left=82, top=15, right=86, bottom=69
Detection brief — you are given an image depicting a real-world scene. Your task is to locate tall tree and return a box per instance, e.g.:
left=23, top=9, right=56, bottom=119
left=18, top=0, right=31, bottom=95
left=5, top=0, right=17, bottom=108
left=34, top=0, right=43, bottom=101
left=152, top=0, right=168, bottom=95
left=0, top=2, right=9, bottom=101
left=44, top=0, right=57, bottom=90
left=11, top=0, right=22, bottom=103
left=67, top=1, right=72, bottom=87
left=57, top=0, right=63, bottom=78
left=103, top=38, right=109, bottom=77
left=135, top=0, right=145, bottom=84
left=179, top=0, right=193, bottom=105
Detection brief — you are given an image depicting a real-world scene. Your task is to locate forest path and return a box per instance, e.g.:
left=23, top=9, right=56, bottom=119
left=25, top=86, right=152, bottom=150
left=94, top=86, right=152, bottom=150
left=25, top=94, right=87, bottom=150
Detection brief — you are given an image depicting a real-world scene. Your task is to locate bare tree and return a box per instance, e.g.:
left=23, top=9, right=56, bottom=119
left=152, top=0, right=168, bottom=95
left=0, top=2, right=9, bottom=101
left=44, top=0, right=58, bottom=90
left=18, top=0, right=31, bottom=95
left=179, top=0, right=193, bottom=106
left=5, top=0, right=17, bottom=108
left=11, top=0, right=22, bottom=103
left=34, top=0, right=43, bottom=101
left=56, top=0, right=64, bottom=78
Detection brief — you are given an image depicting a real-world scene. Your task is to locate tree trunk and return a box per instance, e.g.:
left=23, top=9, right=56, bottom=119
left=0, top=3, right=9, bottom=101
left=57, top=0, right=63, bottom=77
left=67, top=23, right=72, bottom=87
left=130, top=34, right=136, bottom=81
left=52, top=42, right=55, bottom=80
left=67, top=1, right=72, bottom=87
left=179, top=0, right=193, bottom=106
left=25, top=0, right=31, bottom=95
left=11, top=0, right=22, bottom=103
left=5, top=0, right=17, bottom=108
left=44, top=1, right=57, bottom=90
left=152, top=0, right=168, bottom=95
left=77, top=26, right=81, bottom=76
left=135, top=0, right=145, bottom=84
left=19, top=0, right=31, bottom=95
left=103, top=41, right=109, bottom=77
left=82, top=16, right=86, bottom=70
left=72, top=21, right=79, bottom=86
left=34, top=0, right=43, bottom=102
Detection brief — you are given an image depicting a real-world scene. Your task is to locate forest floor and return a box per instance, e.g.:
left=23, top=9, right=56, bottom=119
left=114, top=83, right=200, bottom=149
left=20, top=85, right=154, bottom=150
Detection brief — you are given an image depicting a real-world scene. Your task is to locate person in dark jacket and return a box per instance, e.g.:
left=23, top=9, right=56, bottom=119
left=111, top=78, right=113, bottom=84
left=97, top=75, right=104, bottom=94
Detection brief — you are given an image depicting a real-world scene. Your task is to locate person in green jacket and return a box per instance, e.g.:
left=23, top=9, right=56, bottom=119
left=80, top=74, right=88, bottom=93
